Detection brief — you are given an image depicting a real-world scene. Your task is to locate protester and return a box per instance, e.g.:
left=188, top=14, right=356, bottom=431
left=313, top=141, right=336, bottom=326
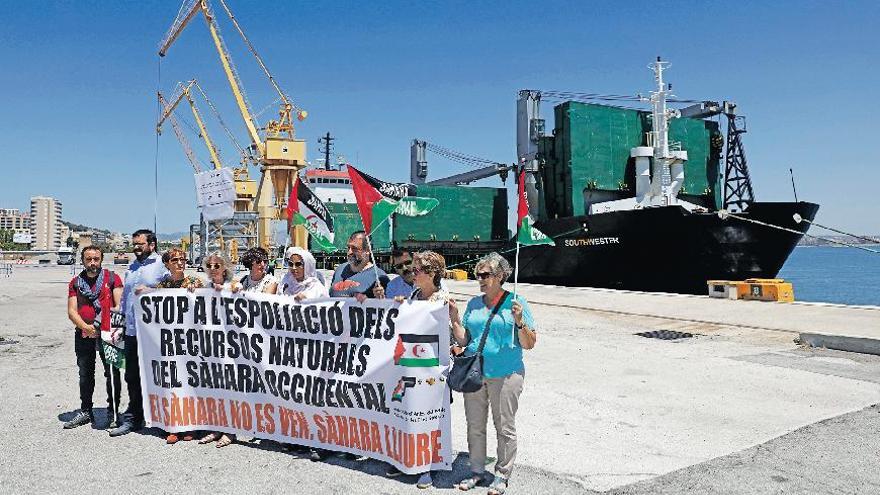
left=278, top=246, right=328, bottom=301
left=198, top=251, right=239, bottom=448
left=239, top=247, right=278, bottom=294
left=64, top=246, right=123, bottom=429
left=386, top=250, right=451, bottom=488
left=329, top=231, right=389, bottom=301
left=449, top=252, right=537, bottom=495
left=110, top=229, right=169, bottom=437
left=156, top=248, right=203, bottom=290
left=144, top=248, right=203, bottom=444
left=385, top=246, right=414, bottom=298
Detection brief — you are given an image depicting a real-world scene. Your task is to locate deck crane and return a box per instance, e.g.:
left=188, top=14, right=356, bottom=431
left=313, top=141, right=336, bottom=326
left=410, top=140, right=513, bottom=185
left=159, top=0, right=308, bottom=250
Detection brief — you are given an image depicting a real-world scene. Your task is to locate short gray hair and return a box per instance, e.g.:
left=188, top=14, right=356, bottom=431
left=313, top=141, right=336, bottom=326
left=474, top=252, right=512, bottom=283
left=202, top=251, right=233, bottom=282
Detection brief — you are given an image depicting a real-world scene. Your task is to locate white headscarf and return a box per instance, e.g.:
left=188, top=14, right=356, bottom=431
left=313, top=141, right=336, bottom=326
left=278, top=246, right=328, bottom=300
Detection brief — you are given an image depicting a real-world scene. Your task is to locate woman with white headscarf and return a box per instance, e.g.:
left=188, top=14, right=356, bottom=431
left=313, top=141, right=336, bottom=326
left=278, top=246, right=328, bottom=301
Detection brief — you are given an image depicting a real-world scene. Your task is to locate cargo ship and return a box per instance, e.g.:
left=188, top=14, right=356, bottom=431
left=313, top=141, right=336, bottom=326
left=308, top=59, right=818, bottom=294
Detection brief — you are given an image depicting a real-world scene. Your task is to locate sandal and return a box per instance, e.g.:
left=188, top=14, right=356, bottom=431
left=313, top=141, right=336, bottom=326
left=199, top=432, right=219, bottom=444
left=216, top=434, right=234, bottom=448
left=488, top=477, right=508, bottom=495
left=456, top=473, right=486, bottom=491
left=166, top=434, right=179, bottom=445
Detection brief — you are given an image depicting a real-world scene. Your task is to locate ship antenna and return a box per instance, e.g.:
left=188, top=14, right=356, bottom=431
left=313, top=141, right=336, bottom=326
left=789, top=167, right=799, bottom=202
left=647, top=57, right=675, bottom=205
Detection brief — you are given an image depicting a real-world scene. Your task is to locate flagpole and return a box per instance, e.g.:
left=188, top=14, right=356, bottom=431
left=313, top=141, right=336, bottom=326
left=363, top=214, right=392, bottom=295
left=513, top=240, right=520, bottom=299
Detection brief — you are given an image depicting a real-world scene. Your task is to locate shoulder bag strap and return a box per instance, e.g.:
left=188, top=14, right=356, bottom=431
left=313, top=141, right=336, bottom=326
left=475, top=291, right=509, bottom=356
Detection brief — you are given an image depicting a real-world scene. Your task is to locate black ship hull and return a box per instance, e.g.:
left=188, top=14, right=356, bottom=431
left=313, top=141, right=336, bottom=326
left=509, top=201, right=819, bottom=294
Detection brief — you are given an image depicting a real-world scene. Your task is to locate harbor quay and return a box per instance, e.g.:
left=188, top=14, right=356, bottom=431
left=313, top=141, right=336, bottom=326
left=2, top=265, right=880, bottom=494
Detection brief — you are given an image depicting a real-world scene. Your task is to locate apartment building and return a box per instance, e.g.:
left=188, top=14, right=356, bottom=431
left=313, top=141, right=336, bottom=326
left=29, top=196, right=63, bottom=250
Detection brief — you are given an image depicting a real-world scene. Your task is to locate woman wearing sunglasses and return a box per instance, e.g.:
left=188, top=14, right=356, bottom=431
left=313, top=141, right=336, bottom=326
left=449, top=252, right=537, bottom=495
left=154, top=248, right=203, bottom=445
left=200, top=252, right=242, bottom=293
left=385, top=250, right=451, bottom=488
left=278, top=246, right=328, bottom=301
left=198, top=251, right=239, bottom=448
left=239, top=247, right=278, bottom=294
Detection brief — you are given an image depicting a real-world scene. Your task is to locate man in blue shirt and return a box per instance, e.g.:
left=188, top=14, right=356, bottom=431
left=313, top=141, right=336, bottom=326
left=384, top=246, right=415, bottom=299
left=109, top=229, right=169, bottom=437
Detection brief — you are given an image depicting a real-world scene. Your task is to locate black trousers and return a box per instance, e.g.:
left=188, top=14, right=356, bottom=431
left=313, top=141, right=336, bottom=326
left=74, top=331, right=121, bottom=415
left=123, top=334, right=144, bottom=424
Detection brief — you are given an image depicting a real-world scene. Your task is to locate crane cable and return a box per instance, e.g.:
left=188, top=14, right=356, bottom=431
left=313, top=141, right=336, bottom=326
left=424, top=142, right=506, bottom=169
left=217, top=0, right=301, bottom=114
left=154, top=57, right=163, bottom=234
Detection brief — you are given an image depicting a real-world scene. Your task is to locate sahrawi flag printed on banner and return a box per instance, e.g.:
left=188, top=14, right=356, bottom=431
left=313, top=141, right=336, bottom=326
left=347, top=166, right=439, bottom=233
left=517, top=169, right=555, bottom=246
left=393, top=334, right=440, bottom=367
left=287, top=176, right=336, bottom=252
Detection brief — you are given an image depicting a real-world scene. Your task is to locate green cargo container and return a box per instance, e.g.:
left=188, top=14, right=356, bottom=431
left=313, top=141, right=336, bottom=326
left=542, top=102, right=721, bottom=218
left=318, top=202, right=391, bottom=253
left=393, top=185, right=508, bottom=243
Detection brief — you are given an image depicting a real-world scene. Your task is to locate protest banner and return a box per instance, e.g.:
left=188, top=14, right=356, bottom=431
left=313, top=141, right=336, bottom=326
left=135, top=290, right=452, bottom=474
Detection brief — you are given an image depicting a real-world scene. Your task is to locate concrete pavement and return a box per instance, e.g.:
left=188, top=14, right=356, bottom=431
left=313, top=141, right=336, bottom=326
left=2, top=266, right=880, bottom=494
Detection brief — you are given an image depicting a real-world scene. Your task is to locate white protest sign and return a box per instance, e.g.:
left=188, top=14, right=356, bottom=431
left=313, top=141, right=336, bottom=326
left=194, top=168, right=236, bottom=221
left=135, top=290, right=452, bottom=474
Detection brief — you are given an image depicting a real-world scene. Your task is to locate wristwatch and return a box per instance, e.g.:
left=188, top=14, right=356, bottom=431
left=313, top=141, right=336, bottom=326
left=515, top=322, right=524, bottom=330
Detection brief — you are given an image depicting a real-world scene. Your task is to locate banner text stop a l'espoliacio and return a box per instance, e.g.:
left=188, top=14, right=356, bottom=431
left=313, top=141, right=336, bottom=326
left=135, top=290, right=451, bottom=474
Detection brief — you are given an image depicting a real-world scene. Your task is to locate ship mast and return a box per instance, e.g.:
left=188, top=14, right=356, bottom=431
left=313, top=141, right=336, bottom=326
left=643, top=57, right=689, bottom=208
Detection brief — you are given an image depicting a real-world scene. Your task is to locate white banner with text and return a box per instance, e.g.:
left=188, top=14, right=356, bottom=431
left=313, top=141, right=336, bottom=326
left=135, top=290, right=451, bottom=473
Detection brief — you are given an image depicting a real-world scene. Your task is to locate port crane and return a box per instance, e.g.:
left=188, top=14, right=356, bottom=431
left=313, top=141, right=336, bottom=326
left=157, top=79, right=259, bottom=261
left=159, top=0, right=308, bottom=249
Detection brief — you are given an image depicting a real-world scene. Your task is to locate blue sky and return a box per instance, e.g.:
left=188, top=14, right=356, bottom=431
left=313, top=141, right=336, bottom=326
left=0, top=0, right=877, bottom=235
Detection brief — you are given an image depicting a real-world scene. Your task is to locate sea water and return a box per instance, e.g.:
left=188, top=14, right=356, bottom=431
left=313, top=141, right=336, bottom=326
left=777, top=246, right=880, bottom=306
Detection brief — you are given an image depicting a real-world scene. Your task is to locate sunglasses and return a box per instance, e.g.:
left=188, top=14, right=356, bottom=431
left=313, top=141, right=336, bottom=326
left=206, top=263, right=223, bottom=270
left=412, top=265, right=432, bottom=275
left=393, top=260, right=412, bottom=271
left=169, top=257, right=186, bottom=264
left=476, top=272, right=494, bottom=280
left=289, top=261, right=304, bottom=268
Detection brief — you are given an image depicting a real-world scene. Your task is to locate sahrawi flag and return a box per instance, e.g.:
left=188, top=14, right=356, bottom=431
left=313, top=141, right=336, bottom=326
left=517, top=169, right=554, bottom=246
left=347, top=165, right=439, bottom=232
left=287, top=176, right=336, bottom=252
left=393, top=334, right=440, bottom=367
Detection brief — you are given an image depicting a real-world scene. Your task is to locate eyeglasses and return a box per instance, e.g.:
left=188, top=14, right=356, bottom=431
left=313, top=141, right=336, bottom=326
left=169, top=257, right=186, bottom=264
left=476, top=272, right=494, bottom=280
left=393, top=260, right=412, bottom=271
left=206, top=263, right=223, bottom=270
left=289, top=261, right=304, bottom=268
left=412, top=265, right=431, bottom=275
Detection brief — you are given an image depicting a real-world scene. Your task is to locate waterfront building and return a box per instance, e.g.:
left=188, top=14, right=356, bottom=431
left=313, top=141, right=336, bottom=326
left=0, top=208, right=31, bottom=236
left=29, top=196, right=63, bottom=250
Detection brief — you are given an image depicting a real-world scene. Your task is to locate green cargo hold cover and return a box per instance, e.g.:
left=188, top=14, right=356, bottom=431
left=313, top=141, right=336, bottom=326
left=544, top=102, right=721, bottom=217
left=393, top=185, right=508, bottom=243
left=318, top=202, right=391, bottom=253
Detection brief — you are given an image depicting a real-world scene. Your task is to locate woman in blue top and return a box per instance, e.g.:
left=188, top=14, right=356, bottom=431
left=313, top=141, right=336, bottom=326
left=449, top=252, right=537, bottom=495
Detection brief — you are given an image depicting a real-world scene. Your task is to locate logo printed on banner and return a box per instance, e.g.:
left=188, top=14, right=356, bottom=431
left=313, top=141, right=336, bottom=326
left=391, top=376, right=417, bottom=402
left=393, top=334, right=440, bottom=367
